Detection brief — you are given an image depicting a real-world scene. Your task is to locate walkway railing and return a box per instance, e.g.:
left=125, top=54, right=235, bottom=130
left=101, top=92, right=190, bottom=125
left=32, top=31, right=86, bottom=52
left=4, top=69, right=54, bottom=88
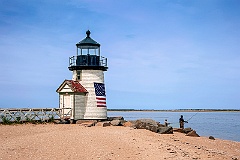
left=0, top=108, right=72, bottom=123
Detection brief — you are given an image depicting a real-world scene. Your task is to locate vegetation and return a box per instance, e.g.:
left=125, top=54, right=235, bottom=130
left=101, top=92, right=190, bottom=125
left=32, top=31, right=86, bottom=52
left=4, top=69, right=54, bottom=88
left=1, top=116, right=12, bottom=125
left=26, top=117, right=36, bottom=124
left=15, top=116, right=22, bottom=124
left=48, top=116, right=55, bottom=123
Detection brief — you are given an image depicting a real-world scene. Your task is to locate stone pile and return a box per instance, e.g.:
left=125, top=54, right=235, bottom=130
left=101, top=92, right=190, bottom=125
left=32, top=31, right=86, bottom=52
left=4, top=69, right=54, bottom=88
left=174, top=127, right=200, bottom=137
left=127, top=119, right=173, bottom=134
left=76, top=117, right=173, bottom=134
left=61, top=117, right=200, bottom=137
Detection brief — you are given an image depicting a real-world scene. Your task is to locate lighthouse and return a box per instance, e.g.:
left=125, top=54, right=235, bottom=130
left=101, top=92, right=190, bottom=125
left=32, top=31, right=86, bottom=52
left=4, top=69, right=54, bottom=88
left=56, top=30, right=108, bottom=120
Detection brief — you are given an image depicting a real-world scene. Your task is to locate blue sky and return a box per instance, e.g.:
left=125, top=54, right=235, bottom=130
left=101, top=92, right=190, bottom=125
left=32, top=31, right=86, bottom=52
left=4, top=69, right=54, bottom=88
left=0, top=0, right=240, bottom=109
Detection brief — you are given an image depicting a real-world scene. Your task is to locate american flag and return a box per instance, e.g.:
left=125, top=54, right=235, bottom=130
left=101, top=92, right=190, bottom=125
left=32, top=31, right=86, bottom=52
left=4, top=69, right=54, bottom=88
left=94, top=82, right=106, bottom=107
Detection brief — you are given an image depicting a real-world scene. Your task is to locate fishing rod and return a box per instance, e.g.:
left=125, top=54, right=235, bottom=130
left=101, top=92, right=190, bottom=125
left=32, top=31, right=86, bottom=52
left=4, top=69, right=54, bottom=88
left=186, top=112, right=198, bottom=122
left=162, top=112, right=198, bottom=126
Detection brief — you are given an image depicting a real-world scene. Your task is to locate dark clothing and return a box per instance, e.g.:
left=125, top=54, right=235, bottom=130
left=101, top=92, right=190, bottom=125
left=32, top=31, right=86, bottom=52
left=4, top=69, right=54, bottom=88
left=179, top=121, right=184, bottom=129
left=179, top=117, right=187, bottom=129
left=164, top=120, right=168, bottom=127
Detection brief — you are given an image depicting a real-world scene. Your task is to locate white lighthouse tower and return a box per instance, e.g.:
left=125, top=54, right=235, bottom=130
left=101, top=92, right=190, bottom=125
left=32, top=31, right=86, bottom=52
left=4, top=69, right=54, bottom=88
left=57, top=30, right=108, bottom=120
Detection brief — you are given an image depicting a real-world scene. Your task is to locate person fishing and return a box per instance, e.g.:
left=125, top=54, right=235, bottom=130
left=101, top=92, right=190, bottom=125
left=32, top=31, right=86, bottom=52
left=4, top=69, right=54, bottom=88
left=164, top=119, right=170, bottom=127
left=179, top=115, right=188, bottom=129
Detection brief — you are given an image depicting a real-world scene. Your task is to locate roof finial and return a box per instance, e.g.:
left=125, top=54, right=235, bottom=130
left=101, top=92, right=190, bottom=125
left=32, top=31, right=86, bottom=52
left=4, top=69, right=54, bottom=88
left=86, top=30, right=91, bottom=37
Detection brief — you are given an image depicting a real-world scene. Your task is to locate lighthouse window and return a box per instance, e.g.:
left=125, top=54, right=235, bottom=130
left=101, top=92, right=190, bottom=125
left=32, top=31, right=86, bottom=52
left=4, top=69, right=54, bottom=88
left=77, top=71, right=81, bottom=80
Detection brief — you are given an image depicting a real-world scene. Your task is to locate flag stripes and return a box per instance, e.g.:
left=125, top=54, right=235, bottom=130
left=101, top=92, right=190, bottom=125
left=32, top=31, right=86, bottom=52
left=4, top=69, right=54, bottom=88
left=94, top=83, right=107, bottom=107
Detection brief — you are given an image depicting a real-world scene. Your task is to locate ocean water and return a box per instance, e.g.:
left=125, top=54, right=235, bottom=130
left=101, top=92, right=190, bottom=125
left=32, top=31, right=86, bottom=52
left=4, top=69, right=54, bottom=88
left=108, top=111, right=240, bottom=142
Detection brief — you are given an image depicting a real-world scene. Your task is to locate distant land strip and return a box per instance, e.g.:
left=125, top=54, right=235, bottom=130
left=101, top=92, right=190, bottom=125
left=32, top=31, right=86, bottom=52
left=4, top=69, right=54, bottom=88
left=107, top=109, right=240, bottom=112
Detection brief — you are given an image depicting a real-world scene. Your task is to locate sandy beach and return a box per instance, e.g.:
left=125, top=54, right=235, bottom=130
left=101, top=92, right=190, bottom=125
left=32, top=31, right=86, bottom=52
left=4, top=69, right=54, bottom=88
left=0, top=123, right=239, bottom=160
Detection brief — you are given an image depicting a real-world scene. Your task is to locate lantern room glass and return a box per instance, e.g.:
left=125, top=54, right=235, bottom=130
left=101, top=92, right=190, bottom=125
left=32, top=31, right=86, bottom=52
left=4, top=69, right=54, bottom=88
left=77, top=46, right=100, bottom=56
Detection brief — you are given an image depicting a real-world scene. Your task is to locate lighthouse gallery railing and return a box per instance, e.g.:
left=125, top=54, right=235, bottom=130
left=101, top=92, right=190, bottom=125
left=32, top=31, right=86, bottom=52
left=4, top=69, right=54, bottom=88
left=69, top=55, right=107, bottom=67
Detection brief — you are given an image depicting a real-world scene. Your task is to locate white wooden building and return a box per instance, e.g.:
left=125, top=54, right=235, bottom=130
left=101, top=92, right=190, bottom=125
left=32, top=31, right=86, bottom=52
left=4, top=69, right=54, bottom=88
left=57, top=30, right=108, bottom=120
left=56, top=80, right=88, bottom=120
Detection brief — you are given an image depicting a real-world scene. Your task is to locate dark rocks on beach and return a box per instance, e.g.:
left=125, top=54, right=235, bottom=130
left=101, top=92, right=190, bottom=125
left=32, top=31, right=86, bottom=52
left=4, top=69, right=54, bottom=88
left=209, top=136, right=215, bottom=140
left=107, top=116, right=124, bottom=121
left=186, top=130, right=200, bottom=137
left=174, top=127, right=200, bottom=138
left=149, top=125, right=159, bottom=133
left=108, top=117, right=126, bottom=126
left=173, top=128, right=183, bottom=133
left=158, top=126, right=173, bottom=134
left=135, top=119, right=164, bottom=128
left=183, top=128, right=193, bottom=134
left=95, top=121, right=111, bottom=127
left=53, top=120, right=61, bottom=124
left=71, top=117, right=197, bottom=137
left=135, top=120, right=147, bottom=129
left=56, top=120, right=70, bottom=124
left=110, top=120, right=121, bottom=126
left=76, top=120, right=97, bottom=127
left=123, top=121, right=134, bottom=127
left=128, top=119, right=173, bottom=134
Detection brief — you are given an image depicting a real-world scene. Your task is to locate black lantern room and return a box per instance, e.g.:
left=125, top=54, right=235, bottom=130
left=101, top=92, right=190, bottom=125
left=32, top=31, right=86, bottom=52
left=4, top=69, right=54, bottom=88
left=68, top=30, right=108, bottom=71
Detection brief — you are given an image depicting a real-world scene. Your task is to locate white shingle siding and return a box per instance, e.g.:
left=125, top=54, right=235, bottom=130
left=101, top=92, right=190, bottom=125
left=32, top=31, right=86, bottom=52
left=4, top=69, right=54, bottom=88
left=73, top=70, right=107, bottom=119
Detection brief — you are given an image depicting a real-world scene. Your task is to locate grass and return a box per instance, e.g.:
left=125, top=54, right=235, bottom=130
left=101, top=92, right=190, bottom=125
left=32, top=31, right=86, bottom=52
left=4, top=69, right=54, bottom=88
left=1, top=116, right=12, bottom=125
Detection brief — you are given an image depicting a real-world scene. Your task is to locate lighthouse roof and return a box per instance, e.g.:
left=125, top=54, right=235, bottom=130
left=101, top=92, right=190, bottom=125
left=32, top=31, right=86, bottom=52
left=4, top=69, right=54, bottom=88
left=76, top=30, right=100, bottom=48
left=56, top=80, right=88, bottom=93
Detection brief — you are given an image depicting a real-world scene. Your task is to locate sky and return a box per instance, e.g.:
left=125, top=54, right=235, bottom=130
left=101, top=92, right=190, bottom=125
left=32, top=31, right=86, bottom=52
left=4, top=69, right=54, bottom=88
left=0, top=0, right=240, bottom=109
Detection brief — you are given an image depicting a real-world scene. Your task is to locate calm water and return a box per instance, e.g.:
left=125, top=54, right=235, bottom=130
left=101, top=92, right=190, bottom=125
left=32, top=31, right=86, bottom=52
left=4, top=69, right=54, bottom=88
left=108, top=111, right=240, bottom=142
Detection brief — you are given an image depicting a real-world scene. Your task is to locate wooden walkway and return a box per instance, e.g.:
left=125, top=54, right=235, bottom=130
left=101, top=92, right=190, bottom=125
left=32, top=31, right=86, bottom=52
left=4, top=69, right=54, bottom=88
left=0, top=108, right=72, bottom=123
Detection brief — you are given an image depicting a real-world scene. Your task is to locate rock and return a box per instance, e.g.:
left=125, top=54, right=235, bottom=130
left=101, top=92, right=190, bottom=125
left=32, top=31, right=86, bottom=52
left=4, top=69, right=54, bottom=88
left=135, top=120, right=147, bottom=129
left=119, top=120, right=126, bottom=126
left=186, top=130, right=200, bottom=137
left=107, top=116, right=124, bottom=121
left=173, top=128, right=183, bottom=133
left=76, top=120, right=97, bottom=127
left=53, top=120, right=61, bottom=124
left=149, top=125, right=158, bottom=133
left=69, top=119, right=76, bottom=124
left=158, top=126, right=173, bottom=134
left=209, top=136, right=215, bottom=140
left=110, top=120, right=121, bottom=126
left=123, top=121, right=134, bottom=127
left=123, top=119, right=173, bottom=134
left=95, top=121, right=111, bottom=127
left=137, top=119, right=160, bottom=126
left=134, top=119, right=162, bottom=129
left=57, top=120, right=70, bottom=124
left=76, top=120, right=85, bottom=124
left=183, top=128, right=193, bottom=134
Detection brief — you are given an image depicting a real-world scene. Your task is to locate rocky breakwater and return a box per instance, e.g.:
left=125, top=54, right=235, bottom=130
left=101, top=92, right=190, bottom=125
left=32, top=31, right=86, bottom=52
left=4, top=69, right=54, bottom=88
left=125, top=119, right=173, bottom=134
left=62, top=117, right=200, bottom=137
left=123, top=118, right=201, bottom=137
left=75, top=117, right=176, bottom=134
left=74, top=117, right=200, bottom=137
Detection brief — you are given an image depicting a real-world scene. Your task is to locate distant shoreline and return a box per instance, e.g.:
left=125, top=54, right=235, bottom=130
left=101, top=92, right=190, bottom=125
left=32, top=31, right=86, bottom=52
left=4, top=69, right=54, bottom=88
left=107, top=109, right=240, bottom=112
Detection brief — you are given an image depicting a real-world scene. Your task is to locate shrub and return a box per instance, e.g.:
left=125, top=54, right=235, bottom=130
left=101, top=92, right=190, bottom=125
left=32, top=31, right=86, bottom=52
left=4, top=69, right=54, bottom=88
left=2, top=116, right=11, bottom=125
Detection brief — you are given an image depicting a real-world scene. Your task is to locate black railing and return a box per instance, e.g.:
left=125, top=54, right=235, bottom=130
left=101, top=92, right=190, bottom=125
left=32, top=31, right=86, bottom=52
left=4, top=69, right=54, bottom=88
left=69, top=55, right=107, bottom=67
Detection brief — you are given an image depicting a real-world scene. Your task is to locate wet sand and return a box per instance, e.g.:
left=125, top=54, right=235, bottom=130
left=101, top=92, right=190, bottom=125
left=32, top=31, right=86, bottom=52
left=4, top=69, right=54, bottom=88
left=0, top=124, right=239, bottom=160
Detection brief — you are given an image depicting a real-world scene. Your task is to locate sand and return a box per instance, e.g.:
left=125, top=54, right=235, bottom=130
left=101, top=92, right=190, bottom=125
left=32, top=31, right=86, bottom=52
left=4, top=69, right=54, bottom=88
left=0, top=124, right=239, bottom=160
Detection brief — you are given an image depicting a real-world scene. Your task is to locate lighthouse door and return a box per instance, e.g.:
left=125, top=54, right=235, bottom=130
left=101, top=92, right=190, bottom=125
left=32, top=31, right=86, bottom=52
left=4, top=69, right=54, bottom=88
left=62, top=94, right=71, bottom=119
